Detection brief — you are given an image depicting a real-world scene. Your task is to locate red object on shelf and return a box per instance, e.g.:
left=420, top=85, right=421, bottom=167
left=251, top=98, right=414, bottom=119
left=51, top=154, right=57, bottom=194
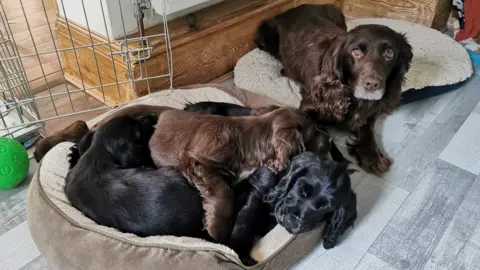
left=455, top=0, right=480, bottom=42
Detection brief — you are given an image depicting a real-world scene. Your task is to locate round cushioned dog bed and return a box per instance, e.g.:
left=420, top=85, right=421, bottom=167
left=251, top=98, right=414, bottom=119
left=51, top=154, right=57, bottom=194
left=234, top=18, right=473, bottom=107
left=26, top=85, right=324, bottom=270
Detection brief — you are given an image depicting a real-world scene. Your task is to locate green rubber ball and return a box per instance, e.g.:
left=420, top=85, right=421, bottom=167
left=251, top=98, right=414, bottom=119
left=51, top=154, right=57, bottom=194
left=0, top=137, right=29, bottom=190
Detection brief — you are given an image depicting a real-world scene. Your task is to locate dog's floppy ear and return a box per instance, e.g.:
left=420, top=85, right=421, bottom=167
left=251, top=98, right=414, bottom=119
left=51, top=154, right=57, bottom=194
left=394, top=33, right=413, bottom=76
left=255, top=19, right=280, bottom=58
left=264, top=157, right=306, bottom=204
left=323, top=191, right=357, bottom=249
left=332, top=41, right=347, bottom=84
left=77, top=131, right=94, bottom=155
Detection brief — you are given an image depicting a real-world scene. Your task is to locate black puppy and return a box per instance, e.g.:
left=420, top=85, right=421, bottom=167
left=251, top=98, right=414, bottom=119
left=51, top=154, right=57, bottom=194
left=265, top=152, right=357, bottom=249
left=184, top=101, right=252, bottom=116
left=65, top=115, right=207, bottom=239
left=229, top=167, right=278, bottom=265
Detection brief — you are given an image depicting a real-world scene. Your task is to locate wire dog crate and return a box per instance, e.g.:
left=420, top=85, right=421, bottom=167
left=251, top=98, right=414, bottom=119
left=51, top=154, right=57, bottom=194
left=0, top=0, right=173, bottom=145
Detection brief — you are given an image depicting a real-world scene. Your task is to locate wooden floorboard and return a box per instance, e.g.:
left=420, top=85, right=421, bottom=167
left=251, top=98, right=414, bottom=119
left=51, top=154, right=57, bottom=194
left=423, top=173, right=480, bottom=269
left=368, top=159, right=477, bottom=269
left=382, top=78, right=480, bottom=192
left=2, top=0, right=66, bottom=94
left=34, top=83, right=108, bottom=136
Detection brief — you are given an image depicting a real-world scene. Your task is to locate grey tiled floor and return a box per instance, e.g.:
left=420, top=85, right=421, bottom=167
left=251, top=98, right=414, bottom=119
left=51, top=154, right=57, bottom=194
left=292, top=73, right=480, bottom=270
left=1, top=74, right=480, bottom=270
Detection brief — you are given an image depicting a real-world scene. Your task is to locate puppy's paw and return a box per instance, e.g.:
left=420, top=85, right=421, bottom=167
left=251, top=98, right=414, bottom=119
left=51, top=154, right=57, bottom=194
left=323, top=237, right=337, bottom=249
left=376, top=154, right=392, bottom=173
left=67, top=145, right=81, bottom=169
left=240, top=256, right=258, bottom=266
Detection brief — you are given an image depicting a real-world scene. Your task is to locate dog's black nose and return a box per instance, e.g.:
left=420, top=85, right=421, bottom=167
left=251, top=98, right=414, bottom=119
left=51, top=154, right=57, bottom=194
left=361, top=74, right=384, bottom=91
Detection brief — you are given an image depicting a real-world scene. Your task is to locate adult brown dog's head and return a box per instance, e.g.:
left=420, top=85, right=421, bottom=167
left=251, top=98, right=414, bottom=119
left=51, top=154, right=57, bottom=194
left=328, top=24, right=413, bottom=101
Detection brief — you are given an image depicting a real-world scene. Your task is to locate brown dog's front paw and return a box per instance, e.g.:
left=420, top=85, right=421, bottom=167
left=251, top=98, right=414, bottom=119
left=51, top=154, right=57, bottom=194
left=359, top=152, right=391, bottom=174
left=349, top=146, right=391, bottom=174
left=376, top=154, right=392, bottom=172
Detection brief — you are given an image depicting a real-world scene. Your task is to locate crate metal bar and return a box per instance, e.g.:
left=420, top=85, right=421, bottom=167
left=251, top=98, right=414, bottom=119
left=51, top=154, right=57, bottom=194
left=99, top=0, right=123, bottom=104
left=40, top=0, right=76, bottom=113
left=57, top=0, right=91, bottom=109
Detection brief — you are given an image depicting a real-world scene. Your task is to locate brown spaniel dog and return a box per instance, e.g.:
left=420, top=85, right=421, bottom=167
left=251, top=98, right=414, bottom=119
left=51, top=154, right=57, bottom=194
left=149, top=106, right=330, bottom=243
left=256, top=4, right=413, bottom=173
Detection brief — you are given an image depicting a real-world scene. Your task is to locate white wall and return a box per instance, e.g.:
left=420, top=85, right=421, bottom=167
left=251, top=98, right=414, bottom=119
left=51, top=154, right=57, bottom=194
left=152, top=0, right=225, bottom=21
left=56, top=0, right=225, bottom=40
left=56, top=0, right=111, bottom=37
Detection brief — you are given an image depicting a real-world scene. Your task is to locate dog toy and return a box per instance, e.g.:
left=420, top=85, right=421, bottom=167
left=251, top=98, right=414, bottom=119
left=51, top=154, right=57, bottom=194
left=0, top=137, right=29, bottom=190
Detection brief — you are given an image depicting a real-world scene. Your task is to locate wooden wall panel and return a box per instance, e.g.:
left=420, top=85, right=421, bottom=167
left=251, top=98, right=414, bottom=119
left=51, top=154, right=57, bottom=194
left=55, top=0, right=342, bottom=104
left=342, top=0, right=451, bottom=29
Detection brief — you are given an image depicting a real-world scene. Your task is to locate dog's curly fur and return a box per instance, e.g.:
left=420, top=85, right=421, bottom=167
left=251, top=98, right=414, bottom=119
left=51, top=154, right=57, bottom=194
left=256, top=4, right=413, bottom=173
left=265, top=152, right=357, bottom=249
left=149, top=106, right=330, bottom=243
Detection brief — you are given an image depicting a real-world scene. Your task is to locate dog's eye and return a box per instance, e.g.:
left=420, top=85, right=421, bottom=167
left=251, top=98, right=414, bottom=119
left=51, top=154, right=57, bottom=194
left=351, top=48, right=363, bottom=59
left=299, top=183, right=312, bottom=198
left=384, top=48, right=394, bottom=60
left=314, top=197, right=328, bottom=210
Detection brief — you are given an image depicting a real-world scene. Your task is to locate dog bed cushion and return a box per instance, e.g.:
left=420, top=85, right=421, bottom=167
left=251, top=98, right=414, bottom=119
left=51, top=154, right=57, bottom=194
left=234, top=18, right=473, bottom=107
left=26, top=85, right=323, bottom=270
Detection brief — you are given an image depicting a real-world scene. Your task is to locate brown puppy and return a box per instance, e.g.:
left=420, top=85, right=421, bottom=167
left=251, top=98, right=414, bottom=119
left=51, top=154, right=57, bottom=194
left=256, top=4, right=413, bottom=173
left=149, top=106, right=329, bottom=243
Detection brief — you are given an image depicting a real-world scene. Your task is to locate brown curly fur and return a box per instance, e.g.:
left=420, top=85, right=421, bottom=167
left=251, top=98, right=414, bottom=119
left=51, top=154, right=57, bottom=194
left=256, top=4, right=413, bottom=173
left=149, top=106, right=330, bottom=243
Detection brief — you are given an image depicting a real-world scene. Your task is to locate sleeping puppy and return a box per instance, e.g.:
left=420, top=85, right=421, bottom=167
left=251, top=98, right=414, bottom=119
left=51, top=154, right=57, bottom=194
left=229, top=167, right=278, bottom=265
left=231, top=152, right=356, bottom=264
left=185, top=101, right=346, bottom=162
left=65, top=115, right=207, bottom=239
left=265, top=152, right=357, bottom=249
left=149, top=106, right=330, bottom=243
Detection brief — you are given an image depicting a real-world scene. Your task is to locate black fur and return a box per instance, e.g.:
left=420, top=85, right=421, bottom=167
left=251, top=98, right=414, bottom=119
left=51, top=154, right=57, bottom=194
left=184, top=101, right=253, bottom=116
left=65, top=115, right=207, bottom=239
left=265, top=152, right=357, bottom=249
left=229, top=167, right=278, bottom=265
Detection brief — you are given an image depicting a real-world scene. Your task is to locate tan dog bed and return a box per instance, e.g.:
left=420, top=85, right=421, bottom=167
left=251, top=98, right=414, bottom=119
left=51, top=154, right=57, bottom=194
left=26, top=85, right=324, bottom=270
